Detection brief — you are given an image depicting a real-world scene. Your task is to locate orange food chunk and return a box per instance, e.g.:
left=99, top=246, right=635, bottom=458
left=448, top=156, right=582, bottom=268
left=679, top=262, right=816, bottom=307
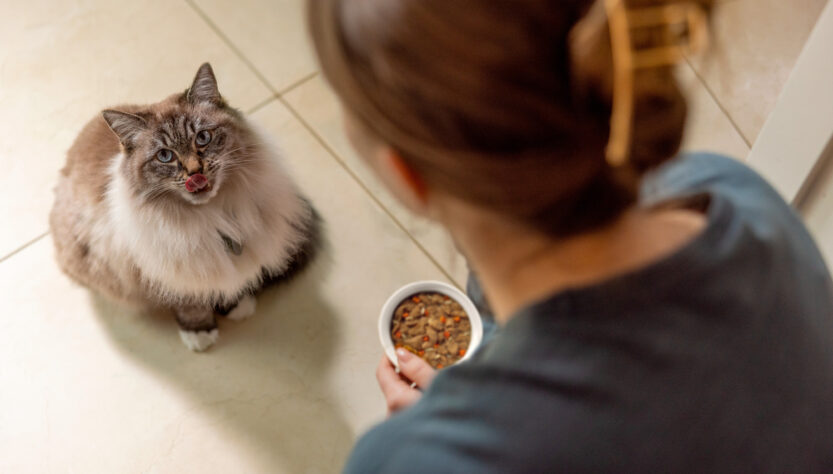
left=459, top=349, right=466, bottom=357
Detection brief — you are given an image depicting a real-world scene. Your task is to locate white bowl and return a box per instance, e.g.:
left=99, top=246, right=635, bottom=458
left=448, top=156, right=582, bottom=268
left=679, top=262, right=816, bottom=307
left=378, top=280, right=483, bottom=370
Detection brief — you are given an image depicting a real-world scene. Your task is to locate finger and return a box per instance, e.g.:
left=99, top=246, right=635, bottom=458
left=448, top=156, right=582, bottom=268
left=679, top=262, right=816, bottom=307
left=376, top=356, right=410, bottom=400
left=396, top=348, right=437, bottom=389
left=376, top=356, right=422, bottom=415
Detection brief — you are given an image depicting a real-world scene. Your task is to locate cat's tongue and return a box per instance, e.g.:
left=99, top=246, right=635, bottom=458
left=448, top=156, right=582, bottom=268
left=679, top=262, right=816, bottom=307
left=185, top=173, right=209, bottom=193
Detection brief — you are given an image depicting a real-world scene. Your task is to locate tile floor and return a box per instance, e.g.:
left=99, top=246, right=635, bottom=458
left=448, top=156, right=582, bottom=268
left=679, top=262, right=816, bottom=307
left=0, top=1, right=826, bottom=472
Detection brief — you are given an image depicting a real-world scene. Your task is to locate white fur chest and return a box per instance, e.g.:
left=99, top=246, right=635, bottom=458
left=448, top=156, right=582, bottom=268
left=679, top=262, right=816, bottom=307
left=100, top=153, right=306, bottom=305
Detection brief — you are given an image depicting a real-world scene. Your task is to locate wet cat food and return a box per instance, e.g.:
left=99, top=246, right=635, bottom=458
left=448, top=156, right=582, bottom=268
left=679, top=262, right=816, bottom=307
left=390, top=292, right=471, bottom=369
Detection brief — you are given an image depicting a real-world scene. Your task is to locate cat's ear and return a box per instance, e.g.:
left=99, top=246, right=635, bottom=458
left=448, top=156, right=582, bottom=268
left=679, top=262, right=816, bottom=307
left=102, top=110, right=147, bottom=149
left=187, top=63, right=221, bottom=105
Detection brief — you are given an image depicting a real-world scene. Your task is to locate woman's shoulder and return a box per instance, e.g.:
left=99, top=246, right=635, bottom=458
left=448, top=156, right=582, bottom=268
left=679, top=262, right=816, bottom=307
left=642, top=152, right=786, bottom=210
left=643, top=152, right=827, bottom=267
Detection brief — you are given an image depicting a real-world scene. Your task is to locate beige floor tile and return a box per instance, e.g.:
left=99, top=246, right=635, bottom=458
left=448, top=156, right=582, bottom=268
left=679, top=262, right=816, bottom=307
left=0, top=100, right=451, bottom=473
left=690, top=0, right=828, bottom=144
left=677, top=63, right=751, bottom=160
left=283, top=77, right=470, bottom=288
left=0, top=0, right=272, bottom=259
left=192, top=0, right=317, bottom=92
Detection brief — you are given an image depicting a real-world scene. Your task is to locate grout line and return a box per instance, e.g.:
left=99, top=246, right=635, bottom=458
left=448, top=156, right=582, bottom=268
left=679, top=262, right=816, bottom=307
left=245, top=72, right=319, bottom=116
left=683, top=56, right=753, bottom=149
left=278, top=96, right=463, bottom=289
left=0, top=231, right=49, bottom=265
left=187, top=0, right=317, bottom=100
left=185, top=0, right=280, bottom=95
left=277, top=72, right=319, bottom=97
left=246, top=95, right=279, bottom=115
left=186, top=0, right=462, bottom=287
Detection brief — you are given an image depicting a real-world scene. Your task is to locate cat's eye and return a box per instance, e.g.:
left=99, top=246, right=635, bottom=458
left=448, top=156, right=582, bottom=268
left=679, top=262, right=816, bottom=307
left=156, top=149, right=174, bottom=163
left=196, top=130, right=212, bottom=146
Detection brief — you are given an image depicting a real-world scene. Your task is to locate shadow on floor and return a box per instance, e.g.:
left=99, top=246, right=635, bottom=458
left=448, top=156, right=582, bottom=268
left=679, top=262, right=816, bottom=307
left=89, top=251, right=354, bottom=473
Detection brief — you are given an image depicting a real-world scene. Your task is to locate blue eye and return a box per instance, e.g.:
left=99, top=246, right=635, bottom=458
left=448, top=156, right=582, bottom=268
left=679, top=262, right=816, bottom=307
left=196, top=130, right=212, bottom=146
left=157, top=149, right=173, bottom=163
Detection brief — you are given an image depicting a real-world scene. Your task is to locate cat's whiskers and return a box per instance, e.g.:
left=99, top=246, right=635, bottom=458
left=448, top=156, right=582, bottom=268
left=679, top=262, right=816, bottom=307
left=221, top=152, right=263, bottom=166
left=220, top=160, right=262, bottom=174
left=142, top=183, right=177, bottom=203
left=222, top=160, right=261, bottom=170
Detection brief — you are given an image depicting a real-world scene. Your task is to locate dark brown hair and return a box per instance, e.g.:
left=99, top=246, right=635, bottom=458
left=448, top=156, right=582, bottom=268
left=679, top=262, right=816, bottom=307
left=309, top=0, right=713, bottom=236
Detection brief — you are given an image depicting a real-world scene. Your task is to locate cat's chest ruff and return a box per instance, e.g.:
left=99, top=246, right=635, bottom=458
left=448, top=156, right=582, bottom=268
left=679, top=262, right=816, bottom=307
left=104, top=150, right=305, bottom=303
left=149, top=210, right=250, bottom=263
left=125, top=207, right=267, bottom=296
left=107, top=178, right=267, bottom=298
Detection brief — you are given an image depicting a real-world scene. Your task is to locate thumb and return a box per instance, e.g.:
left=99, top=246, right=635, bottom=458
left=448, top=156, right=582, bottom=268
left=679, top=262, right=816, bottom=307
left=396, top=348, right=437, bottom=389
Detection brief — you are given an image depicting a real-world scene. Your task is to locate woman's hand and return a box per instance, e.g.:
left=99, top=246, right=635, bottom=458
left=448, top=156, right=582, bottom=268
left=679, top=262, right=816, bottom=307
left=376, top=348, right=437, bottom=416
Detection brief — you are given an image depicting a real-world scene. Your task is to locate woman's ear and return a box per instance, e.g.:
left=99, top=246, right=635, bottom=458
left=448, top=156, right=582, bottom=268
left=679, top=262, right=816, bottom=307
left=377, top=148, right=430, bottom=214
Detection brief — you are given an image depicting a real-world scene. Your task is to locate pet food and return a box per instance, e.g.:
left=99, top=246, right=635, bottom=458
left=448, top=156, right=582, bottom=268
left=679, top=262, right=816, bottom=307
left=390, top=292, right=471, bottom=369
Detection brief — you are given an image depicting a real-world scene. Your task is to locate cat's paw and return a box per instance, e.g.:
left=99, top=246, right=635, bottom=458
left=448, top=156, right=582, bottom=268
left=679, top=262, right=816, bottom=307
left=226, top=294, right=257, bottom=321
left=178, top=328, right=219, bottom=352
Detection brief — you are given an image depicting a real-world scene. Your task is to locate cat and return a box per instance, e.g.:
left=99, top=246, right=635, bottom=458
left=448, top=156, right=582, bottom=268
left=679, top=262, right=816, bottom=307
left=49, top=63, right=320, bottom=352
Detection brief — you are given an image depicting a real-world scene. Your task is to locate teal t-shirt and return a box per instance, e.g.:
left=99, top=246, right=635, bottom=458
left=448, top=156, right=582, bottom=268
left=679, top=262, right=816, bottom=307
left=345, top=153, right=833, bottom=473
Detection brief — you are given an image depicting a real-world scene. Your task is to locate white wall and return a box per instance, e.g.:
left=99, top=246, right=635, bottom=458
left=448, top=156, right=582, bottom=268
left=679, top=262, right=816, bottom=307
left=747, top=1, right=833, bottom=263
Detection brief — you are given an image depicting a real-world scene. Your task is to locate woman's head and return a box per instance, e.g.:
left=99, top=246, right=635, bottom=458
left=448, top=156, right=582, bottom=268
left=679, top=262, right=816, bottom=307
left=309, top=0, right=712, bottom=237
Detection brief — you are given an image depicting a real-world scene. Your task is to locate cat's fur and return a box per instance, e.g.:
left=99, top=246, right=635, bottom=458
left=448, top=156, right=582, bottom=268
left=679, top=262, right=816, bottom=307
left=50, top=63, right=320, bottom=351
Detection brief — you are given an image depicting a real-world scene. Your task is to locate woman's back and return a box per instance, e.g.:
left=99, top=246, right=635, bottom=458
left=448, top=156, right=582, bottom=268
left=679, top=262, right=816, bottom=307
left=345, top=154, right=833, bottom=473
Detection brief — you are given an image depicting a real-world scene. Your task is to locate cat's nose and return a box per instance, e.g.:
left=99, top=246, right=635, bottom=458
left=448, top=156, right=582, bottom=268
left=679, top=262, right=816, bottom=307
left=183, top=155, right=203, bottom=175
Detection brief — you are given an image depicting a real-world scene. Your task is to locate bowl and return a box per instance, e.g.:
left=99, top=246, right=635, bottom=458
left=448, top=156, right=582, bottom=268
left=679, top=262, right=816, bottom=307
left=379, top=280, right=483, bottom=370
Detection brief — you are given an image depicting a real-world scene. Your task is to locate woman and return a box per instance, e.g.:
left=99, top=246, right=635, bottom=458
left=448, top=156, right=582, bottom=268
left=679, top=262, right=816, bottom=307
left=309, top=0, right=833, bottom=471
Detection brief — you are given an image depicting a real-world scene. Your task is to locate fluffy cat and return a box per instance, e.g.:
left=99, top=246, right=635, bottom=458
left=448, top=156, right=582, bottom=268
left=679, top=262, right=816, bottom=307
left=50, top=63, right=320, bottom=351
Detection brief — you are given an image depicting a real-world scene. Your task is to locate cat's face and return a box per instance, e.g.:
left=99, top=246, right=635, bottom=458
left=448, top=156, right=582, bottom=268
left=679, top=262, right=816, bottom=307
left=103, top=63, right=249, bottom=206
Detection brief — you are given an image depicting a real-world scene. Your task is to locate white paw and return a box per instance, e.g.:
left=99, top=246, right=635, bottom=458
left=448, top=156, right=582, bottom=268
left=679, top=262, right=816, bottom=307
left=226, top=295, right=257, bottom=321
left=179, top=328, right=219, bottom=352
